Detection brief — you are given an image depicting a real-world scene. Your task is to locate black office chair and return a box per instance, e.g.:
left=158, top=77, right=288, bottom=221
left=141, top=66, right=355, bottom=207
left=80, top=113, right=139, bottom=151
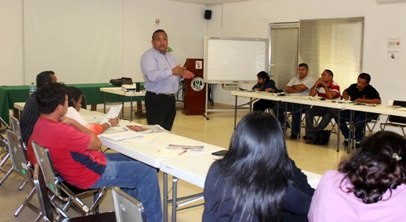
left=380, top=100, right=406, bottom=136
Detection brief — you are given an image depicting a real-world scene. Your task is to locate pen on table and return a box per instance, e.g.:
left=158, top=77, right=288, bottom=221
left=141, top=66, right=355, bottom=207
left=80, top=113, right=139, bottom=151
left=178, top=149, right=187, bottom=156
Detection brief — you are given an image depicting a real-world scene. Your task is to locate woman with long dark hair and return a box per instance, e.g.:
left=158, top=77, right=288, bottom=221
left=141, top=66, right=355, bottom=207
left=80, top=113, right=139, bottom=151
left=308, top=131, right=406, bottom=221
left=203, top=112, right=314, bottom=221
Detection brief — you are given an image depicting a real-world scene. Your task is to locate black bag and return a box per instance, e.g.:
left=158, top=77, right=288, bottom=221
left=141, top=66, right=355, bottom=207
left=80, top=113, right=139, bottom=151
left=314, top=130, right=331, bottom=145
left=109, top=77, right=133, bottom=87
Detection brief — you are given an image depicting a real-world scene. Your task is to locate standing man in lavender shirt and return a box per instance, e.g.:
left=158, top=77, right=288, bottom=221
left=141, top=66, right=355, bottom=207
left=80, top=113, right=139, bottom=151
left=141, top=29, right=194, bottom=131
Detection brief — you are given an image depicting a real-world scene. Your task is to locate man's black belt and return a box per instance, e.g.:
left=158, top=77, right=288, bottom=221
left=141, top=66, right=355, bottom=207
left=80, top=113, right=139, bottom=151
left=146, top=91, right=175, bottom=97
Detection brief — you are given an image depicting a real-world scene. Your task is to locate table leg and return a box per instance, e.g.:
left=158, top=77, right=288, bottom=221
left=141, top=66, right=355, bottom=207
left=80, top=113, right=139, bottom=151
left=349, top=110, right=355, bottom=150
left=234, top=96, right=238, bottom=128
left=12, top=108, right=20, bottom=119
left=337, top=110, right=341, bottom=152
left=130, top=98, right=133, bottom=121
left=171, top=177, right=178, bottom=222
left=103, top=94, right=106, bottom=113
left=163, top=173, right=168, bottom=222
left=121, top=101, right=125, bottom=119
left=136, top=101, right=142, bottom=113
left=90, top=104, right=97, bottom=111
left=284, top=102, right=288, bottom=135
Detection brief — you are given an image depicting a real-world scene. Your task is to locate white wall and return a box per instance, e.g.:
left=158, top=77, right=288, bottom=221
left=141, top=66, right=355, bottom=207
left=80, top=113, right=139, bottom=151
left=0, top=0, right=207, bottom=85
left=0, top=0, right=23, bottom=84
left=206, top=0, right=406, bottom=105
left=3, top=0, right=405, bottom=107
left=122, top=0, right=207, bottom=82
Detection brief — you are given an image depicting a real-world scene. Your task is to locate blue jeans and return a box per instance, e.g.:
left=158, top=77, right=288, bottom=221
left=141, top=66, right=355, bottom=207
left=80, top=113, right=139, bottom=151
left=305, top=106, right=335, bottom=137
left=274, top=102, right=308, bottom=135
left=336, top=110, right=377, bottom=142
left=91, top=153, right=162, bottom=222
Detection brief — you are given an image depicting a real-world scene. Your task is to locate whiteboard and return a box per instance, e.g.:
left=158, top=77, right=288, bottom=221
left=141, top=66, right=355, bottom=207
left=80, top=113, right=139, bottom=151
left=204, top=37, right=268, bottom=83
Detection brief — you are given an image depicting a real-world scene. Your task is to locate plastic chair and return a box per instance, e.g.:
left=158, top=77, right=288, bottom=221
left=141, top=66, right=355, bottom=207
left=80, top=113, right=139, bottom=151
left=5, top=130, right=40, bottom=218
left=31, top=141, right=107, bottom=217
left=33, top=164, right=115, bottom=222
left=380, top=100, right=406, bottom=136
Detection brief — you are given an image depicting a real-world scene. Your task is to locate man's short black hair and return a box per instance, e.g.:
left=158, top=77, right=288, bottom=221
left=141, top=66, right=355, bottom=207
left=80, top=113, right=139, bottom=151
left=36, top=82, right=67, bottom=114
left=152, top=29, right=167, bottom=40
left=36, top=71, right=55, bottom=88
left=325, top=69, right=334, bottom=77
left=298, top=63, right=309, bottom=70
left=358, top=73, right=371, bottom=84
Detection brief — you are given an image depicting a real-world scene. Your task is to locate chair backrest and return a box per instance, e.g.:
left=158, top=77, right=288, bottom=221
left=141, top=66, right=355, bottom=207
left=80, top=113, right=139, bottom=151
left=0, top=116, right=10, bottom=129
left=5, top=130, right=31, bottom=178
left=31, top=141, right=61, bottom=196
left=112, top=187, right=146, bottom=222
left=389, top=100, right=406, bottom=124
left=33, top=164, right=54, bottom=222
left=9, top=116, right=22, bottom=137
left=0, top=133, right=8, bottom=148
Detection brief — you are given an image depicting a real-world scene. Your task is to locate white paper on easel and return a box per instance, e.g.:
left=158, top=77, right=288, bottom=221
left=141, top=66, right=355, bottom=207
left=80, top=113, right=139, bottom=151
left=100, top=105, right=122, bottom=124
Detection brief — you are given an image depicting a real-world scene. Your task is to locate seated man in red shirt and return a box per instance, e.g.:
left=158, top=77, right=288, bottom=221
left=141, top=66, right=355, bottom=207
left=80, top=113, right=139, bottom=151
left=303, top=69, right=340, bottom=143
left=27, top=83, right=161, bottom=222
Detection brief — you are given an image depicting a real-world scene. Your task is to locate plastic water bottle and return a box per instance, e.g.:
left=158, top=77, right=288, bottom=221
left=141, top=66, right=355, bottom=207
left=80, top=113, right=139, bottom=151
left=29, top=82, right=37, bottom=95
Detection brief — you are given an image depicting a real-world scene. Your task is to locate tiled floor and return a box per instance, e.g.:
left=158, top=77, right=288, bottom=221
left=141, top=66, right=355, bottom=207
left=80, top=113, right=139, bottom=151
left=0, top=106, right=348, bottom=221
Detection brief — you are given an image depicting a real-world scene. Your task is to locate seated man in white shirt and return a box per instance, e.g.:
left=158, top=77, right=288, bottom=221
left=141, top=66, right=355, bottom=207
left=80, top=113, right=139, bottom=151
left=273, top=63, right=314, bottom=139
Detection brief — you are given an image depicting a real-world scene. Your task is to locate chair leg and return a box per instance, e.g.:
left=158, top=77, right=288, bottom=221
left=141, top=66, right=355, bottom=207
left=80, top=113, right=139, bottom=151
left=0, top=152, right=10, bottom=171
left=89, top=188, right=107, bottom=213
left=18, top=180, right=28, bottom=191
left=34, top=213, right=43, bottom=222
left=14, top=187, right=38, bottom=217
left=0, top=167, right=13, bottom=185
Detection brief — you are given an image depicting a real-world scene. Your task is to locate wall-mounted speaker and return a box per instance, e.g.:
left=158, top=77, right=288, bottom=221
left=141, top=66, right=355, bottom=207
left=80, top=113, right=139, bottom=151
left=204, top=10, right=212, bottom=20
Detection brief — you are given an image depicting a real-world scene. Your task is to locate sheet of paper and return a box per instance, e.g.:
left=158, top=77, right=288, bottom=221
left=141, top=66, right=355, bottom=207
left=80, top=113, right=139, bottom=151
left=100, top=105, right=122, bottom=124
left=65, top=107, right=88, bottom=126
left=99, top=131, right=143, bottom=141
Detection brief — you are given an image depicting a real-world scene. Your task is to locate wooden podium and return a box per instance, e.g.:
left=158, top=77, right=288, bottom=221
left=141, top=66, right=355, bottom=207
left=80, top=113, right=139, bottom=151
left=183, top=58, right=205, bottom=115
